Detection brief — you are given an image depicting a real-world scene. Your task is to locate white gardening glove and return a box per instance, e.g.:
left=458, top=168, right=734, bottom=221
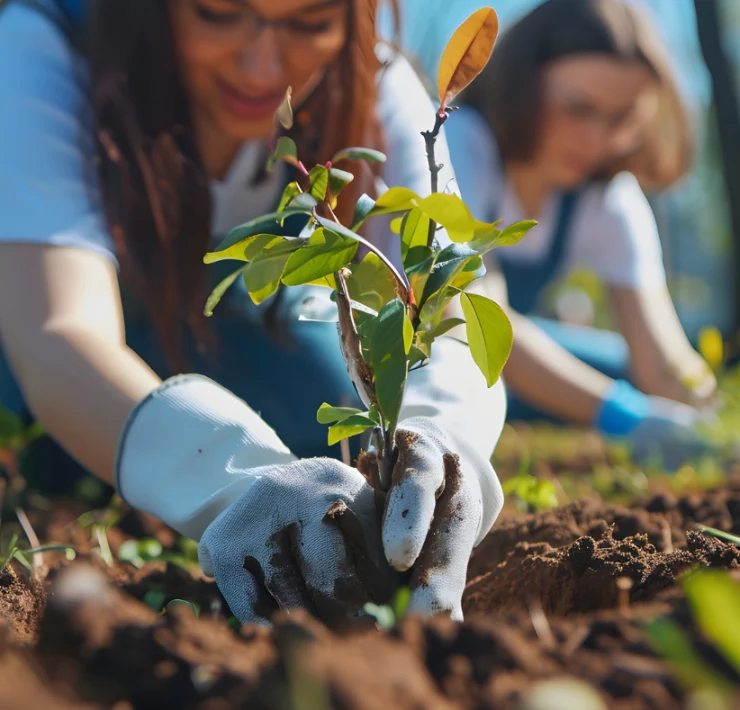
left=116, top=375, right=398, bottom=628
left=371, top=336, right=506, bottom=620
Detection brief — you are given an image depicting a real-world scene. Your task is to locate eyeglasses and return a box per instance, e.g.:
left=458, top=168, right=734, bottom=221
left=190, top=0, right=348, bottom=51
left=544, top=78, right=657, bottom=138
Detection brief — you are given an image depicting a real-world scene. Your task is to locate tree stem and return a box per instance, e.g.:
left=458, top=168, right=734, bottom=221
left=422, top=111, right=449, bottom=248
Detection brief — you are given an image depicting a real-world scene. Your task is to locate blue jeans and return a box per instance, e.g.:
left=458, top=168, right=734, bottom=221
left=505, top=317, right=632, bottom=424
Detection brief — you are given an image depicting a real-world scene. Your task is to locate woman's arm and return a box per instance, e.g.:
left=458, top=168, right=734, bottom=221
left=0, top=244, right=161, bottom=485
left=609, top=285, right=717, bottom=408
left=462, top=264, right=613, bottom=424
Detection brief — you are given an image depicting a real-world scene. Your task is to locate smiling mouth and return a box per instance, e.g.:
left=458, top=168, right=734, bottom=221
left=216, top=79, right=287, bottom=119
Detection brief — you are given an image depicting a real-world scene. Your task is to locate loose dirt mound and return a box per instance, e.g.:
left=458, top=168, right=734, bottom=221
left=3, top=483, right=740, bottom=709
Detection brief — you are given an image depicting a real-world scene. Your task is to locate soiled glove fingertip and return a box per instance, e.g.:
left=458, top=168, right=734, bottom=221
left=382, top=493, right=432, bottom=572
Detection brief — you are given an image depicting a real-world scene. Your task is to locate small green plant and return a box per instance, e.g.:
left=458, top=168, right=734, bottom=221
left=363, top=586, right=411, bottom=630
left=204, top=7, right=534, bottom=487
left=77, top=496, right=125, bottom=568
left=0, top=530, right=74, bottom=575
left=117, top=535, right=201, bottom=571
left=501, top=453, right=560, bottom=513
left=645, top=568, right=740, bottom=707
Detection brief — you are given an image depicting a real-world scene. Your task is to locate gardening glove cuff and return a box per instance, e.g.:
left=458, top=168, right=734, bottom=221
left=593, top=379, right=652, bottom=437
left=398, top=337, right=506, bottom=545
left=115, top=374, right=297, bottom=541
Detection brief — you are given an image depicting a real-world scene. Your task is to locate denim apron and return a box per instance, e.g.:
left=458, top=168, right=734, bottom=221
left=492, top=190, right=633, bottom=421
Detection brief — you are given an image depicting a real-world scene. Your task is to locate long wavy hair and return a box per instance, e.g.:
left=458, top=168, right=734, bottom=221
left=463, top=0, right=693, bottom=191
left=84, top=0, right=397, bottom=372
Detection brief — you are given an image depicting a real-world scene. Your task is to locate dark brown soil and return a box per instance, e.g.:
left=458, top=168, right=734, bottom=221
left=3, top=482, right=740, bottom=709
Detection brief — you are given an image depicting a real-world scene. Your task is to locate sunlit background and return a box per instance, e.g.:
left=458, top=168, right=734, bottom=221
left=383, top=0, right=738, bottom=344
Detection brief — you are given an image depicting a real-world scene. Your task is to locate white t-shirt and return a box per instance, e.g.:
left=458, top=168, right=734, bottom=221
left=0, top=0, right=456, bottom=274
left=445, top=105, right=667, bottom=290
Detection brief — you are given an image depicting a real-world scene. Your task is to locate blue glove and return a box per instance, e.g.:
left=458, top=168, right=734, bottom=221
left=594, top=380, right=716, bottom=472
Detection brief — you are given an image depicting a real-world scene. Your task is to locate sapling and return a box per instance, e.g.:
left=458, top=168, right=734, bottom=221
left=203, top=8, right=535, bottom=494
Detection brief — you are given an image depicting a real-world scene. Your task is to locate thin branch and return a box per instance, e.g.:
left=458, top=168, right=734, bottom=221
left=421, top=110, right=450, bottom=248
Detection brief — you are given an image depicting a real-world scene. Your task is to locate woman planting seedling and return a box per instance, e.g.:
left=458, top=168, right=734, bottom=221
left=446, top=0, right=723, bottom=471
left=0, top=0, right=516, bottom=625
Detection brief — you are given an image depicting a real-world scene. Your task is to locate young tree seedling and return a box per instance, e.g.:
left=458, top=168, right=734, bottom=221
left=204, top=8, right=535, bottom=494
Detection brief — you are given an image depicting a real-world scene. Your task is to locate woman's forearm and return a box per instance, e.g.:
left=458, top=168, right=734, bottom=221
left=6, top=326, right=160, bottom=486
left=504, top=313, right=613, bottom=425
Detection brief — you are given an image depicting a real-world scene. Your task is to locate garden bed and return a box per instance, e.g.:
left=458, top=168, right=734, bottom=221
left=2, top=469, right=740, bottom=710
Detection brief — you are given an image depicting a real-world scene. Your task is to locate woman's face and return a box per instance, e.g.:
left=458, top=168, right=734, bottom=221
left=534, top=54, right=656, bottom=188
left=168, top=0, right=349, bottom=144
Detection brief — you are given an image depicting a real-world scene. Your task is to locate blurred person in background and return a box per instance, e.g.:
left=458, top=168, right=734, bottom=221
left=0, top=0, right=506, bottom=625
left=446, top=0, right=722, bottom=470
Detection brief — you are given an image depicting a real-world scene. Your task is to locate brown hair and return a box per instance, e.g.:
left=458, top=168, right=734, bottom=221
left=86, top=0, right=395, bottom=372
left=462, top=0, right=692, bottom=190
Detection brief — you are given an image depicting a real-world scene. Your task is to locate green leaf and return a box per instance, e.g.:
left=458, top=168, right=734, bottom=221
left=244, top=237, right=303, bottom=304
left=450, top=254, right=485, bottom=290
left=204, top=265, right=247, bottom=317
left=314, top=213, right=360, bottom=242
left=267, top=136, right=298, bottom=172
left=332, top=147, right=387, bottom=164
left=470, top=220, right=536, bottom=254
left=645, top=616, right=734, bottom=693
left=143, top=590, right=167, bottom=612
left=245, top=233, right=282, bottom=260
left=328, top=168, right=355, bottom=196
left=363, top=298, right=409, bottom=430
left=497, top=220, right=537, bottom=247
left=328, top=414, right=378, bottom=446
left=420, top=244, right=478, bottom=309
left=278, top=182, right=303, bottom=213
left=407, top=253, right=435, bottom=306
left=166, top=599, right=200, bottom=619
left=417, top=193, right=489, bottom=240
left=290, top=192, right=319, bottom=211
left=392, top=587, right=411, bottom=620
left=683, top=569, right=740, bottom=674
left=309, top=165, right=330, bottom=202
left=365, top=187, right=420, bottom=220
left=696, top=525, right=740, bottom=546
left=203, top=234, right=263, bottom=264
left=351, top=194, right=377, bottom=230
left=400, top=207, right=431, bottom=262
left=403, top=312, right=414, bottom=355
left=408, top=344, right=429, bottom=369
left=207, top=209, right=311, bottom=262
left=317, top=403, right=366, bottom=425
left=282, top=229, right=358, bottom=287
left=347, top=252, right=399, bottom=312
left=404, top=245, right=433, bottom=271
left=460, top=293, right=513, bottom=387
left=430, top=318, right=466, bottom=339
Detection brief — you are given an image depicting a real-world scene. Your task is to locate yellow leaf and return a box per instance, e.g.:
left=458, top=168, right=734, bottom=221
left=418, top=193, right=490, bottom=235
left=698, top=326, right=724, bottom=370
left=437, top=7, right=499, bottom=110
